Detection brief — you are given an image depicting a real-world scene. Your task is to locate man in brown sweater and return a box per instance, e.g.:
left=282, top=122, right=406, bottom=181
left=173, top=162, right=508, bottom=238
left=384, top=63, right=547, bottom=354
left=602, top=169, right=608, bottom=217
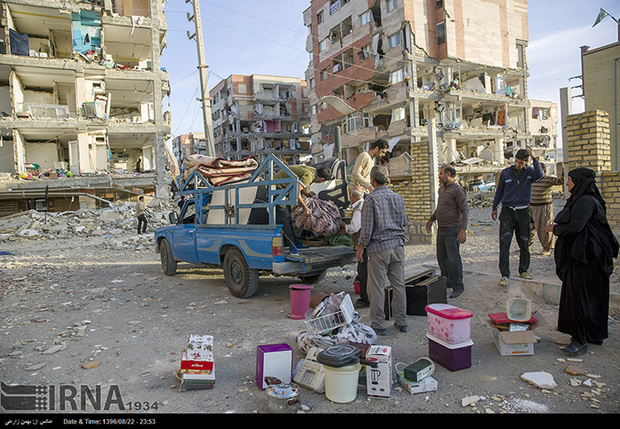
left=425, top=165, right=469, bottom=298
left=529, top=163, right=563, bottom=255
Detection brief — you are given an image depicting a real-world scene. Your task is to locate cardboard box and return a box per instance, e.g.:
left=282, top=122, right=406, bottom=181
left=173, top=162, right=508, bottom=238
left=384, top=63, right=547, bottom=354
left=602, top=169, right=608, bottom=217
left=396, top=372, right=438, bottom=394
left=366, top=345, right=392, bottom=398
left=480, top=316, right=539, bottom=356
left=180, top=334, right=214, bottom=373
left=179, top=334, right=215, bottom=390
left=256, top=343, right=293, bottom=390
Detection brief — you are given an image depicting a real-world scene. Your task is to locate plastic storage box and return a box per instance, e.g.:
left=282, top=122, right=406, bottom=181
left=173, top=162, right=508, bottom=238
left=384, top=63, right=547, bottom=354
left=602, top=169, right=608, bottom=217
left=426, top=333, right=473, bottom=371
left=425, top=303, right=473, bottom=345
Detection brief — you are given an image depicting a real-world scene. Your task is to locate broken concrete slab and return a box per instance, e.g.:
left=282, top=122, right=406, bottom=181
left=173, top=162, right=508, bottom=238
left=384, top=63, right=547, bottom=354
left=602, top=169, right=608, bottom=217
left=520, top=371, right=557, bottom=390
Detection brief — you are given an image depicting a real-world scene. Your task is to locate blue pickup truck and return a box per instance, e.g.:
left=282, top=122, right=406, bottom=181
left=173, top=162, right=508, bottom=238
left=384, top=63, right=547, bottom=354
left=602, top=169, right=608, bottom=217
left=154, top=155, right=357, bottom=298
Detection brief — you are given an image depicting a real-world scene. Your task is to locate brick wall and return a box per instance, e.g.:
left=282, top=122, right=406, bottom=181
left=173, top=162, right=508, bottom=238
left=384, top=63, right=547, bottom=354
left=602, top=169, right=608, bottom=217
left=565, top=110, right=611, bottom=175
left=390, top=139, right=435, bottom=244
left=601, top=171, right=620, bottom=233
left=565, top=110, right=620, bottom=233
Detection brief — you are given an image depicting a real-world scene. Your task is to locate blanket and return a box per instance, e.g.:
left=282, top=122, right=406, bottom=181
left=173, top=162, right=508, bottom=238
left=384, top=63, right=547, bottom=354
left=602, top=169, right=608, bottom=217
left=290, top=193, right=341, bottom=236
left=183, top=155, right=259, bottom=186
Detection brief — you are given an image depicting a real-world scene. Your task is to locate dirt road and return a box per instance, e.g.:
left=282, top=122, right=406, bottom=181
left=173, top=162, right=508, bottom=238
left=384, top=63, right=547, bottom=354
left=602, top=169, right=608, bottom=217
left=1, top=205, right=619, bottom=418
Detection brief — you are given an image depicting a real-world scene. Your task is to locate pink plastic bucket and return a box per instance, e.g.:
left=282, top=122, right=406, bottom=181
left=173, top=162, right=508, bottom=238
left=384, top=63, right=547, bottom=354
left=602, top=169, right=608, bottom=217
left=289, top=284, right=313, bottom=319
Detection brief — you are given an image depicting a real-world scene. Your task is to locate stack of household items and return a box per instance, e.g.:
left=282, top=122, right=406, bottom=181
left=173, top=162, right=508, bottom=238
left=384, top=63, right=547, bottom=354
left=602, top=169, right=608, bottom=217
left=482, top=298, right=540, bottom=356
left=178, top=334, right=215, bottom=390
left=425, top=303, right=474, bottom=371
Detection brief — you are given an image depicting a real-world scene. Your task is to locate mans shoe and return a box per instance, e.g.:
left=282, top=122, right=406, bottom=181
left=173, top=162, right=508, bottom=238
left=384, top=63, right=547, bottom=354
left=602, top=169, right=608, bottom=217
left=498, top=277, right=509, bottom=287
left=394, top=323, right=408, bottom=333
left=354, top=299, right=370, bottom=309
left=520, top=271, right=533, bottom=280
left=375, top=328, right=388, bottom=336
left=294, top=242, right=309, bottom=250
left=562, top=341, right=588, bottom=356
left=449, top=288, right=464, bottom=299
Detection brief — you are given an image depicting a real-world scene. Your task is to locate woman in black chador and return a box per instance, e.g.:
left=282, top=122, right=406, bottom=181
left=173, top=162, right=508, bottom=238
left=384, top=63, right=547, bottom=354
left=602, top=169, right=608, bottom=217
left=545, top=168, right=619, bottom=355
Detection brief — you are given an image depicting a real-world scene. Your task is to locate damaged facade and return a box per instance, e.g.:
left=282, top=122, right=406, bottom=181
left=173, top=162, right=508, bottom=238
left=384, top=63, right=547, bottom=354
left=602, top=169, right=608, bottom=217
left=210, top=74, right=312, bottom=165
left=303, top=0, right=557, bottom=182
left=0, top=0, right=171, bottom=216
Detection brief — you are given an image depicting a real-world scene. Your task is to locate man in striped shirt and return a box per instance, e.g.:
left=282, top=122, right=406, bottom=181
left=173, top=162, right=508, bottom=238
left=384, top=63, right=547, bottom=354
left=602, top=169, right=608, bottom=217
left=357, top=166, right=409, bottom=335
left=529, top=163, right=563, bottom=255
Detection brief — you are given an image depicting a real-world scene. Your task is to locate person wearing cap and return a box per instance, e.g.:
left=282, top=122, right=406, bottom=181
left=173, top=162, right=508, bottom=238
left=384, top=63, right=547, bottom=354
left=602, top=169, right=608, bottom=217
left=491, top=146, right=543, bottom=287
left=544, top=168, right=619, bottom=355
left=529, top=162, right=563, bottom=255
left=338, top=185, right=370, bottom=308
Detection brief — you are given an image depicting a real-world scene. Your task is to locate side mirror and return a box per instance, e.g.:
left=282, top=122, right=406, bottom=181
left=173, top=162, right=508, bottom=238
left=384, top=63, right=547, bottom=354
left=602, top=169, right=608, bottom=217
left=168, top=212, right=178, bottom=224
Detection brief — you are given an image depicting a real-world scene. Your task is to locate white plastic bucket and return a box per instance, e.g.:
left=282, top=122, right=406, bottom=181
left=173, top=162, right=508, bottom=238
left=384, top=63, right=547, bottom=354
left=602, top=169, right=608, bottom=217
left=322, top=363, right=361, bottom=403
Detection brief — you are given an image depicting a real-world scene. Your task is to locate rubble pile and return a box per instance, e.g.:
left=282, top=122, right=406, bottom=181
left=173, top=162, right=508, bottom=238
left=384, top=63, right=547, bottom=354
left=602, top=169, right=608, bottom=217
left=0, top=201, right=175, bottom=250
left=467, top=191, right=494, bottom=209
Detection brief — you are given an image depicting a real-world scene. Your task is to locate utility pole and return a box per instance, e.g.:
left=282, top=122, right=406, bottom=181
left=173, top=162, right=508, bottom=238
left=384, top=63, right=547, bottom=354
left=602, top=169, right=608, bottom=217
left=186, top=0, right=216, bottom=157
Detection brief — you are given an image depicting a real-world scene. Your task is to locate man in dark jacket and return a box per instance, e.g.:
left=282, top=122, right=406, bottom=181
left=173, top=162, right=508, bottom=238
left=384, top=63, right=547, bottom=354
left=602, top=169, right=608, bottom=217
left=491, top=147, right=543, bottom=287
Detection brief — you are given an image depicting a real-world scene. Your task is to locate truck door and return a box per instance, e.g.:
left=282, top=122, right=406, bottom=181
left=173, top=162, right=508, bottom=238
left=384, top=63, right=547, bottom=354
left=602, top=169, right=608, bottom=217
left=172, top=200, right=199, bottom=264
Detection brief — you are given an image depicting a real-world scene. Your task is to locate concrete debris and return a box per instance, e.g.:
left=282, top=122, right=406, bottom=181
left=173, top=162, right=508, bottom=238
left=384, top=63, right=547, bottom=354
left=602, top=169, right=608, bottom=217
left=520, top=371, right=557, bottom=390
left=461, top=395, right=481, bottom=407
left=81, top=360, right=100, bottom=370
left=0, top=200, right=176, bottom=249
left=41, top=344, right=66, bottom=355
left=566, top=364, right=585, bottom=375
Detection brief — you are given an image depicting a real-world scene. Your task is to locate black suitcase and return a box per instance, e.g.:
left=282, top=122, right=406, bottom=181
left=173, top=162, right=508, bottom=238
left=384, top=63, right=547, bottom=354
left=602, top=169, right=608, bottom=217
left=384, top=269, right=447, bottom=319
left=405, top=274, right=447, bottom=316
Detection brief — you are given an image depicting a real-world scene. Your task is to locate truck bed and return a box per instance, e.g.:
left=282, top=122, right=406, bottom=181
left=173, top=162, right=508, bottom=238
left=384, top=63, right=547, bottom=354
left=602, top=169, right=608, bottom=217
left=274, top=245, right=358, bottom=275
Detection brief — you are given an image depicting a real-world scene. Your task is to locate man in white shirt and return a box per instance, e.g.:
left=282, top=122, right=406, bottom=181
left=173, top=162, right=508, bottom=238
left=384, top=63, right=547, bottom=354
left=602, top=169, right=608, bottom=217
left=339, top=186, right=369, bottom=308
left=350, top=139, right=389, bottom=193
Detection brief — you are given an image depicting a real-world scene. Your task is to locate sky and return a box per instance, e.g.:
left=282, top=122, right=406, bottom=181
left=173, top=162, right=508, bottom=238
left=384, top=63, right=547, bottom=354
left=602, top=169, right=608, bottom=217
left=160, top=0, right=620, bottom=147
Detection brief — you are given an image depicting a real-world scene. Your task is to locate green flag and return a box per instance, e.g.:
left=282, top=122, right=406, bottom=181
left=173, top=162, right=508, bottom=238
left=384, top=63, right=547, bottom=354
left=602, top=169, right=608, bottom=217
left=593, top=8, right=610, bottom=27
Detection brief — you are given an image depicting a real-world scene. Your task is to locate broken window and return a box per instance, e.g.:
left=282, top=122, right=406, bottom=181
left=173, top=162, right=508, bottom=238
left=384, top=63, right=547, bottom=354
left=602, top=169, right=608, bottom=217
left=389, top=32, right=401, bottom=49
left=360, top=10, right=373, bottom=26
left=389, top=68, right=404, bottom=85
left=392, top=106, right=406, bottom=122
left=437, top=22, right=446, bottom=45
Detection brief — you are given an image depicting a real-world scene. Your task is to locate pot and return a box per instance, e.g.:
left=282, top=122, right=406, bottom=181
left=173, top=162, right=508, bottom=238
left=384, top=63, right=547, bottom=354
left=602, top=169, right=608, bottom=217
left=316, top=344, right=378, bottom=368
left=264, top=377, right=301, bottom=413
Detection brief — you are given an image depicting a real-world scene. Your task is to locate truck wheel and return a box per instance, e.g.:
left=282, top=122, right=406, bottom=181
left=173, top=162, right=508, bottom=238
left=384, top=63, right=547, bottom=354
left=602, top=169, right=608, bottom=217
left=160, top=239, right=177, bottom=276
left=223, top=248, right=259, bottom=298
left=299, top=271, right=327, bottom=284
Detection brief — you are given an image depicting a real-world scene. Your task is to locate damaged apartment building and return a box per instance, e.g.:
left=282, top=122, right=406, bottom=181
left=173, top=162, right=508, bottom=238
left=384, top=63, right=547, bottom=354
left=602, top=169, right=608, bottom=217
left=303, top=0, right=557, bottom=191
left=210, top=74, right=312, bottom=165
left=0, top=0, right=170, bottom=216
